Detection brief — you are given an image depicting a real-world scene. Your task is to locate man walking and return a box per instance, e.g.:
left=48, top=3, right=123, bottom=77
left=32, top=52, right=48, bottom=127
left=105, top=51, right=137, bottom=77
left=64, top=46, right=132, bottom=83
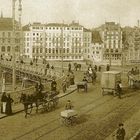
left=116, top=123, right=126, bottom=140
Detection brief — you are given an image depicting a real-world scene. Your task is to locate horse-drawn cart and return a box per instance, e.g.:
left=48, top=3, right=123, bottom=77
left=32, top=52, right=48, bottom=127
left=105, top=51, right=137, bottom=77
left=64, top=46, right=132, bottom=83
left=101, top=71, right=121, bottom=96
left=20, top=90, right=59, bottom=117
left=77, top=81, right=87, bottom=92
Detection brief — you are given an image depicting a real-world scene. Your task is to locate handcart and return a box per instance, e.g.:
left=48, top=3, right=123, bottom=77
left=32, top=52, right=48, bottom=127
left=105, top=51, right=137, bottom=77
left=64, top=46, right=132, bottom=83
left=77, top=81, right=87, bottom=92
left=61, top=110, right=78, bottom=126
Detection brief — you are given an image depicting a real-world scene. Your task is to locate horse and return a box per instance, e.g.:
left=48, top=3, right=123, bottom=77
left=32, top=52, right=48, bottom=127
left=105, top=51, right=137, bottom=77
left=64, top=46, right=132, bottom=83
left=20, top=92, right=46, bottom=118
left=20, top=93, right=34, bottom=118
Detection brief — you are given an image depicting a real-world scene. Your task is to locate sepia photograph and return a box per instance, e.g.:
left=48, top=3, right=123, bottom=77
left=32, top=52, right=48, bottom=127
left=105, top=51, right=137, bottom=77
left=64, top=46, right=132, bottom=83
left=0, top=0, right=140, bottom=139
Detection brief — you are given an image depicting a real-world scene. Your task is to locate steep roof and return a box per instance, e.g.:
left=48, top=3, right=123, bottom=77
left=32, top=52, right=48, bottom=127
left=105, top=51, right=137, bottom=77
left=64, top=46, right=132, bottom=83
left=0, top=17, right=19, bottom=31
left=92, top=31, right=103, bottom=44
left=46, top=23, right=68, bottom=27
left=83, top=28, right=91, bottom=32
left=22, top=24, right=30, bottom=31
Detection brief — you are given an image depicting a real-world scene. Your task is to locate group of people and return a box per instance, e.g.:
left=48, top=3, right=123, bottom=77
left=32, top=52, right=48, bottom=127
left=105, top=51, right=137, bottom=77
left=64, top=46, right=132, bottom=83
left=1, top=92, right=14, bottom=115
left=129, top=67, right=139, bottom=75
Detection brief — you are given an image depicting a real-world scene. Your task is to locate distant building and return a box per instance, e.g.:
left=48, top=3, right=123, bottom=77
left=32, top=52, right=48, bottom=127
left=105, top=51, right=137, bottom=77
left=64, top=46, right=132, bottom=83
left=84, top=31, right=103, bottom=64
left=123, top=26, right=140, bottom=64
left=83, top=28, right=92, bottom=60
left=99, top=22, right=122, bottom=65
left=0, top=16, right=22, bottom=60
left=23, top=21, right=86, bottom=61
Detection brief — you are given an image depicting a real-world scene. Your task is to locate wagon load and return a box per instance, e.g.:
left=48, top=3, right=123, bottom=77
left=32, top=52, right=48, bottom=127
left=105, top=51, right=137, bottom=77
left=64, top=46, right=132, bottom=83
left=101, top=71, right=121, bottom=95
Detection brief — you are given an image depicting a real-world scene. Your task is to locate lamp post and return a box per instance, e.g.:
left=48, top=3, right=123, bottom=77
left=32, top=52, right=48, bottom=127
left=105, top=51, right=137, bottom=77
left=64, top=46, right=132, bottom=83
left=12, top=0, right=16, bottom=91
left=12, top=0, right=22, bottom=91
left=60, top=24, right=64, bottom=75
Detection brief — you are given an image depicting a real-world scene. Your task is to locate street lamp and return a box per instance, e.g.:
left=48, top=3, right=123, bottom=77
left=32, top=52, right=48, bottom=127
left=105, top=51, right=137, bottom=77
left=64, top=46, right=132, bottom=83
left=12, top=0, right=22, bottom=91
left=60, top=23, right=64, bottom=75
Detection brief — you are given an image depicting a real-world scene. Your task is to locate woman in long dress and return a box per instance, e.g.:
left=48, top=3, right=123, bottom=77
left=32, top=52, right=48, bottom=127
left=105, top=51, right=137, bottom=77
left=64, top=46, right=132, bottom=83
left=6, top=94, right=14, bottom=115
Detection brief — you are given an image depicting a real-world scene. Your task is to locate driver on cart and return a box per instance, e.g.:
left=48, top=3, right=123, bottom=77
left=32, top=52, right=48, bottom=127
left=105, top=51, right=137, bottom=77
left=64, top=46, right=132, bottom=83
left=65, top=100, right=73, bottom=110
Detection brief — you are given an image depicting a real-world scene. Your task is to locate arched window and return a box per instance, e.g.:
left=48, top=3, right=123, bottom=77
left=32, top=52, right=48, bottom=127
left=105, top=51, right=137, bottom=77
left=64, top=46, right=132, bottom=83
left=1, top=46, right=5, bottom=52
left=52, top=48, right=55, bottom=54
left=67, top=48, right=69, bottom=53
left=15, top=46, right=19, bottom=52
left=49, top=48, right=51, bottom=53
left=40, top=48, right=42, bottom=53
left=45, top=48, right=47, bottom=53
left=7, top=46, right=11, bottom=52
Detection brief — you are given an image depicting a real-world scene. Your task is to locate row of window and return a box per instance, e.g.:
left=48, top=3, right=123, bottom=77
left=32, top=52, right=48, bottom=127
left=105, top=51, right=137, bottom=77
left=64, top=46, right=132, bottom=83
left=1, top=46, right=19, bottom=52
left=31, top=48, right=82, bottom=54
left=0, top=38, right=20, bottom=44
left=31, top=55, right=82, bottom=59
left=25, top=37, right=83, bottom=42
left=32, top=26, right=83, bottom=31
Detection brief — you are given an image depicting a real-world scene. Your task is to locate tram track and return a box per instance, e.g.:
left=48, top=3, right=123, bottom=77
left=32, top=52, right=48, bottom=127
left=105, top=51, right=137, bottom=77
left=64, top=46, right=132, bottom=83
left=13, top=90, right=139, bottom=140
left=68, top=94, right=140, bottom=140
left=34, top=92, right=140, bottom=140
left=13, top=91, right=114, bottom=140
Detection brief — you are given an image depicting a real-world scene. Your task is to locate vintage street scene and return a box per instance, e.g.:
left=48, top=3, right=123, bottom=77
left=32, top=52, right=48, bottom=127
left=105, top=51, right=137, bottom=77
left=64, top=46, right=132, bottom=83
left=0, top=0, right=140, bottom=140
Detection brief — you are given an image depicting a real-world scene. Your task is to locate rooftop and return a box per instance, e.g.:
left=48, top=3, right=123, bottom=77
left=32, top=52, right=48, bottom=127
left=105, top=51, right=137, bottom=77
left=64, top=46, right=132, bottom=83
left=92, top=31, right=103, bottom=44
left=0, top=17, right=19, bottom=31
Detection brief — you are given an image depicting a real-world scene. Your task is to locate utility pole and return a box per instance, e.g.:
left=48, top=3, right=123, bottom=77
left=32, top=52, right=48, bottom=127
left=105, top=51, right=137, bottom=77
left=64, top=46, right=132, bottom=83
left=61, top=23, right=64, bottom=75
left=12, top=0, right=16, bottom=91
left=109, top=31, right=111, bottom=66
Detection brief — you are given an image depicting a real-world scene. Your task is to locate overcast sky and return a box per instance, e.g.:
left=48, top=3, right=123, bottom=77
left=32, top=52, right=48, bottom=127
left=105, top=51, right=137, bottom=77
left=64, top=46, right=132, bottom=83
left=0, top=0, right=140, bottom=28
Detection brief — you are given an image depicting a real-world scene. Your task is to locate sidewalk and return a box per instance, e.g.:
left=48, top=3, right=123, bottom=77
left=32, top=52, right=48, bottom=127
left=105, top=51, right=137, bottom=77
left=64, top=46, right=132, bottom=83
left=0, top=85, right=77, bottom=119
left=105, top=109, right=140, bottom=140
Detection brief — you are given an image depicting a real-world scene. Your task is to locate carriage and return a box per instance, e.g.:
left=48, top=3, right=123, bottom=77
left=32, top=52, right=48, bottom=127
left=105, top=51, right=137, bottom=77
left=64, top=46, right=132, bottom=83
left=76, top=81, right=88, bottom=92
left=20, top=90, right=59, bottom=117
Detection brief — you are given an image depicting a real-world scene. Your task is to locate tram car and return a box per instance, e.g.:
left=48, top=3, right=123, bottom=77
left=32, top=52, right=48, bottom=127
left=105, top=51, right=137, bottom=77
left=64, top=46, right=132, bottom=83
left=101, top=71, right=121, bottom=96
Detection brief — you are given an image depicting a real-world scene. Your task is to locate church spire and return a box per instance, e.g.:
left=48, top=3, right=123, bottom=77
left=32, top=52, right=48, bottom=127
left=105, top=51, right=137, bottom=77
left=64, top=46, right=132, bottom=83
left=1, top=10, right=3, bottom=18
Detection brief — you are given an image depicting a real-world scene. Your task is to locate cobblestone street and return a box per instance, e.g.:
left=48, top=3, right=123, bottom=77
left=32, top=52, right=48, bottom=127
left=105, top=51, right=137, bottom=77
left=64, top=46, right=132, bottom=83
left=0, top=70, right=140, bottom=140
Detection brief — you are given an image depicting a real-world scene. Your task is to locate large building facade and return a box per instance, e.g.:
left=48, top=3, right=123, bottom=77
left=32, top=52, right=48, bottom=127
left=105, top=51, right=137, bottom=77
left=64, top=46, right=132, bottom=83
left=23, top=21, right=88, bottom=61
left=0, top=17, right=22, bottom=60
left=99, top=22, right=122, bottom=65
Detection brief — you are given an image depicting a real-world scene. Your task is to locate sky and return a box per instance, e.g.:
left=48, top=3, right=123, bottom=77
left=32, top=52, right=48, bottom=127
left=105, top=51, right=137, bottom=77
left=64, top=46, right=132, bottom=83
left=0, top=0, right=140, bottom=28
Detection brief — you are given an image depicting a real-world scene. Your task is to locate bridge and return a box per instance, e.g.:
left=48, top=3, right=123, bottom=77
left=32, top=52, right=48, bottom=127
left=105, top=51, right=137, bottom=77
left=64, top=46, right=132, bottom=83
left=0, top=60, right=62, bottom=83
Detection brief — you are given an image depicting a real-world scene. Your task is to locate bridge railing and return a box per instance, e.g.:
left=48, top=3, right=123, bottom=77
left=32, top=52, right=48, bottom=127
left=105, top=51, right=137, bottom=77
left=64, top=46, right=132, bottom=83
left=1, top=60, right=61, bottom=78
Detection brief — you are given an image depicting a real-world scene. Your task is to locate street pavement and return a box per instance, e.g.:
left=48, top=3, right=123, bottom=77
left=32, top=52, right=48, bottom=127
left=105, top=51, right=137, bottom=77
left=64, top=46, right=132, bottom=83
left=0, top=68, right=140, bottom=140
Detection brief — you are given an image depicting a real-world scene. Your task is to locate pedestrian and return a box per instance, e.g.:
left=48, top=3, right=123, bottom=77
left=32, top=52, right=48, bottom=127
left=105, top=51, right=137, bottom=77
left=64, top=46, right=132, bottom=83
left=106, top=64, right=110, bottom=71
left=130, top=68, right=134, bottom=75
left=6, top=94, right=14, bottom=115
left=1, top=92, right=8, bottom=114
left=94, top=65, right=97, bottom=72
left=116, top=123, right=126, bottom=140
left=66, top=74, right=70, bottom=88
left=98, top=65, right=101, bottom=72
left=51, top=79, right=57, bottom=91
left=62, top=80, right=67, bottom=93
left=70, top=71, right=75, bottom=85
left=65, top=100, right=73, bottom=110
left=134, top=67, right=139, bottom=75
left=82, top=76, right=88, bottom=92
left=68, top=63, right=71, bottom=72
left=116, top=81, right=122, bottom=99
